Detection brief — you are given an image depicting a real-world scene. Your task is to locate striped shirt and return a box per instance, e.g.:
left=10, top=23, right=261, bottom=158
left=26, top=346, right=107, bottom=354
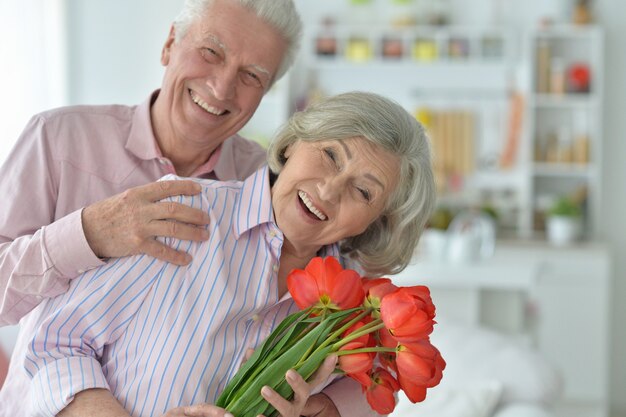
left=9, top=166, right=340, bottom=416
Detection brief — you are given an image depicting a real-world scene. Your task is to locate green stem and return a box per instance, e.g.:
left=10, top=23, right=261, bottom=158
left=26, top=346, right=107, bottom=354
left=332, top=321, right=385, bottom=350
left=334, top=346, right=397, bottom=356
left=314, top=308, right=373, bottom=353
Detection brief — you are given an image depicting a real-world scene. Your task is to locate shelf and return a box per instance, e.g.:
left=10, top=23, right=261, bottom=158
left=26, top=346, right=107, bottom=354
left=532, top=162, right=594, bottom=178
left=531, top=93, right=599, bottom=108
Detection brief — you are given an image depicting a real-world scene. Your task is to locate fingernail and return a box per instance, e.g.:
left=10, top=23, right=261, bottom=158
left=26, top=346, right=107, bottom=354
left=261, top=386, right=272, bottom=396
left=225, top=413, right=234, bottom=417
left=286, top=369, right=297, bottom=381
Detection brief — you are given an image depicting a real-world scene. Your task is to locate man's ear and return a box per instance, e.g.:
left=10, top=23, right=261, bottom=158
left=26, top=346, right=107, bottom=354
left=161, top=25, right=177, bottom=66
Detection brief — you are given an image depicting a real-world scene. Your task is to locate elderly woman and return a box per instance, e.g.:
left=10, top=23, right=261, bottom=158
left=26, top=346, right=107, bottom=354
left=2, top=92, right=435, bottom=417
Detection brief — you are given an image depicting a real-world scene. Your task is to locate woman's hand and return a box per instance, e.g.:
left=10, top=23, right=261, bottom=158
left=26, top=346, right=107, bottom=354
left=258, top=354, right=340, bottom=417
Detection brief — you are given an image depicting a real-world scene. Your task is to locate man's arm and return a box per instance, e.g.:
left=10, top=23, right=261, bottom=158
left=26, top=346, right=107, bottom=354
left=0, top=115, right=209, bottom=326
left=58, top=389, right=233, bottom=417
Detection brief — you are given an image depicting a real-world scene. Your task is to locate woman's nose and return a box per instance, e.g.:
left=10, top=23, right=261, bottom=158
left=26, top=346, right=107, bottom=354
left=316, top=177, right=341, bottom=204
left=206, top=67, right=236, bottom=101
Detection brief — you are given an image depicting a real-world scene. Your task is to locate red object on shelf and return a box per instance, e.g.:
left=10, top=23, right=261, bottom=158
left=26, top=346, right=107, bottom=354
left=567, top=62, right=591, bottom=93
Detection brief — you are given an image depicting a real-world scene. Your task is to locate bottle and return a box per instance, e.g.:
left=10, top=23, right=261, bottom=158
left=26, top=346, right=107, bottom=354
left=550, top=58, right=566, bottom=95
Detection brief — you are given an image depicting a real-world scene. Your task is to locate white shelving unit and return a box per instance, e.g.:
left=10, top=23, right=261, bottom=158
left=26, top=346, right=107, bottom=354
left=300, top=23, right=604, bottom=242
left=523, top=25, right=604, bottom=239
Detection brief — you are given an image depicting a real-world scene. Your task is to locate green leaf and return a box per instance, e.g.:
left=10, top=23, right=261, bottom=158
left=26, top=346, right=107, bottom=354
left=216, top=309, right=309, bottom=407
left=225, top=317, right=337, bottom=415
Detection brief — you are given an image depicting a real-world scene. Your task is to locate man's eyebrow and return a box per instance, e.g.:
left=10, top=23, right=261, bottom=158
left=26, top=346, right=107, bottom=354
left=203, top=34, right=228, bottom=52
left=203, top=34, right=271, bottom=80
left=248, top=64, right=271, bottom=79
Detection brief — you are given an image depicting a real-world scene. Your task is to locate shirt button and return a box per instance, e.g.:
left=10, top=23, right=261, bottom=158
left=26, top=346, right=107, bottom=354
left=77, top=269, right=86, bottom=274
left=252, top=314, right=259, bottom=322
left=273, top=264, right=279, bottom=272
left=158, top=158, right=168, bottom=165
left=268, top=230, right=277, bottom=238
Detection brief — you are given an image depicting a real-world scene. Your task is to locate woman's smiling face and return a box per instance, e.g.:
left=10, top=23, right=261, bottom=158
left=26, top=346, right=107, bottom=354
left=271, top=136, right=400, bottom=255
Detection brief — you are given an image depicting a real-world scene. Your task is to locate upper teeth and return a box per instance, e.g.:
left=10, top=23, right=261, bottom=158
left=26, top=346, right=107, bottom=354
left=298, top=191, right=327, bottom=221
left=190, top=91, right=224, bottom=115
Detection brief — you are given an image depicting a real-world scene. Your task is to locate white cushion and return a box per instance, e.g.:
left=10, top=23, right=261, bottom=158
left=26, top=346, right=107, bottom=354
left=391, top=380, right=502, bottom=417
left=430, top=317, right=563, bottom=406
left=493, top=404, right=555, bottom=417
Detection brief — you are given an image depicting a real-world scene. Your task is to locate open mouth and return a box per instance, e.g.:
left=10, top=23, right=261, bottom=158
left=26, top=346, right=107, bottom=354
left=189, top=89, right=229, bottom=116
left=298, top=191, right=327, bottom=221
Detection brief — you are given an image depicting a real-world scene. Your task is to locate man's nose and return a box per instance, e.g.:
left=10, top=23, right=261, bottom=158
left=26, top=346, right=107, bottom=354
left=206, top=67, right=236, bottom=101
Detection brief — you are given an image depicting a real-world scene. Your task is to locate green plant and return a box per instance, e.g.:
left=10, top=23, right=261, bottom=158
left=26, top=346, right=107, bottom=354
left=548, top=197, right=582, bottom=217
left=427, top=207, right=453, bottom=230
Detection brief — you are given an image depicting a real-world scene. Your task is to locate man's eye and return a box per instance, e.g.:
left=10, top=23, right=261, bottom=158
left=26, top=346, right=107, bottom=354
left=241, top=71, right=263, bottom=88
left=201, top=48, right=220, bottom=63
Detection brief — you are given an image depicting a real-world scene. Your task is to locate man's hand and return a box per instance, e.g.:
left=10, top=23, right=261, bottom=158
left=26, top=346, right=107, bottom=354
left=57, top=388, right=234, bottom=417
left=82, top=180, right=210, bottom=265
left=259, top=355, right=341, bottom=417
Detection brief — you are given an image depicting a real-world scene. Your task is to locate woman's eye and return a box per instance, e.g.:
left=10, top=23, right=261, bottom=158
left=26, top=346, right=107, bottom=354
left=324, top=148, right=336, bottom=163
left=357, top=187, right=371, bottom=202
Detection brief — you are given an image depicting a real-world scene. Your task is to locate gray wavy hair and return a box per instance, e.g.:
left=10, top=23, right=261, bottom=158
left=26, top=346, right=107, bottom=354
left=267, top=92, right=436, bottom=276
left=173, top=0, right=302, bottom=83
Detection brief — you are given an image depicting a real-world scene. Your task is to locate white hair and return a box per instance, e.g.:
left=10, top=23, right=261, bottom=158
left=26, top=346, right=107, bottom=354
left=173, top=0, right=302, bottom=82
left=268, top=92, right=437, bottom=276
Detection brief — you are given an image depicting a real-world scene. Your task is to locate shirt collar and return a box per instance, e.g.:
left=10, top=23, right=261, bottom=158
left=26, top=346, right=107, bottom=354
left=233, top=166, right=342, bottom=259
left=125, top=89, right=221, bottom=177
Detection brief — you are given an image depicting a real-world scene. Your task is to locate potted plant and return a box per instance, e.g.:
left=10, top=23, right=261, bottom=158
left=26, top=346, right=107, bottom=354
left=420, top=207, right=453, bottom=261
left=546, top=196, right=582, bottom=246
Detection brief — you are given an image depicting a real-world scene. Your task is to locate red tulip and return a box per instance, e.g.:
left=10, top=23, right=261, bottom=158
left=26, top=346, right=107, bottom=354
left=364, top=368, right=400, bottom=414
left=348, top=371, right=371, bottom=389
left=362, top=277, right=398, bottom=310
left=380, top=286, right=436, bottom=342
left=379, top=351, right=398, bottom=374
left=338, top=321, right=375, bottom=374
left=342, top=320, right=372, bottom=346
left=287, top=257, right=365, bottom=311
left=377, top=327, right=398, bottom=349
left=397, top=373, right=427, bottom=403
left=338, top=341, right=374, bottom=374
left=396, top=340, right=445, bottom=388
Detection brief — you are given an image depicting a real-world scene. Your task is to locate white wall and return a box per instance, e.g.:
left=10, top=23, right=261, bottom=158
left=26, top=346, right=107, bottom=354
left=596, top=0, right=626, bottom=415
left=0, top=0, right=67, bottom=164
left=64, top=0, right=183, bottom=105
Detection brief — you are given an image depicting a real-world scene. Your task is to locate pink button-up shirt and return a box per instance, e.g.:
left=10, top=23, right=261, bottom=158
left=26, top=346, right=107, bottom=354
left=0, top=91, right=265, bottom=326
left=0, top=92, right=381, bottom=417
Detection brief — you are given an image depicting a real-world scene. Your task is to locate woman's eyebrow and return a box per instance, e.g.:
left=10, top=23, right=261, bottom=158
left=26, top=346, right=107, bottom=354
left=365, top=173, right=385, bottom=189
left=338, top=141, right=352, bottom=159
left=338, top=141, right=386, bottom=189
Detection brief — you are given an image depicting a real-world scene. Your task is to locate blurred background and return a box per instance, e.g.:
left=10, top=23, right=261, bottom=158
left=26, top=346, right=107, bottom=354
left=0, top=1, right=624, bottom=416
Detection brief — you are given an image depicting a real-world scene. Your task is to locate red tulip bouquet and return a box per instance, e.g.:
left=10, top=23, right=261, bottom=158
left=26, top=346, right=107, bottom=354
left=216, top=256, right=445, bottom=416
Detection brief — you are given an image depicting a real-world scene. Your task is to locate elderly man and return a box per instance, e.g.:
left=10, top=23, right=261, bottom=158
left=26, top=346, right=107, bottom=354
left=0, top=1, right=379, bottom=417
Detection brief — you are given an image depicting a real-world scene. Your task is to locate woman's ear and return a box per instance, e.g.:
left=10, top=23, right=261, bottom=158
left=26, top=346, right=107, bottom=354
left=282, top=143, right=293, bottom=159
